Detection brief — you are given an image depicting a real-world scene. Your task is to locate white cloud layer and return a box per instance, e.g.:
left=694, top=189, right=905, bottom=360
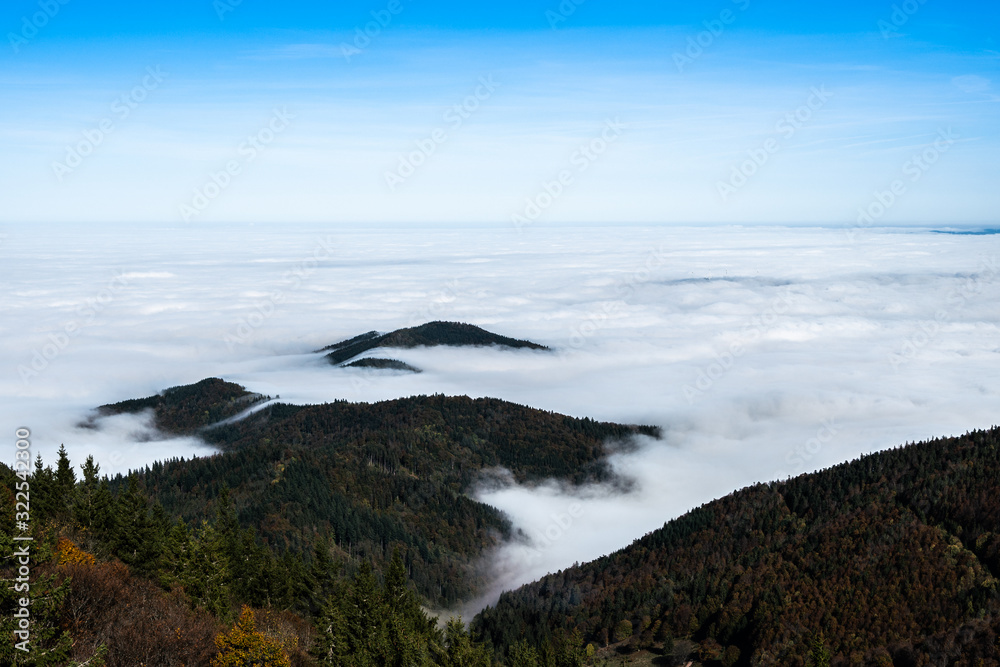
left=2, top=223, right=999, bottom=609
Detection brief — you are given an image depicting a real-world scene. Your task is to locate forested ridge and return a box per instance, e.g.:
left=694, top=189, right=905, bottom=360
left=8, top=372, right=1000, bottom=665
left=97, top=378, right=659, bottom=606
left=97, top=377, right=270, bottom=434
left=318, top=321, right=548, bottom=365
left=343, top=358, right=422, bottom=372
left=474, top=427, right=1000, bottom=666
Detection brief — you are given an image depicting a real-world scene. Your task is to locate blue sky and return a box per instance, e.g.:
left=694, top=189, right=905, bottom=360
left=1, top=0, right=997, bottom=224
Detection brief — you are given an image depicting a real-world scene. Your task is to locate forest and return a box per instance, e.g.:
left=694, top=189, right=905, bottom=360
left=4, top=372, right=999, bottom=665
left=317, top=321, right=548, bottom=365
left=99, top=378, right=658, bottom=607
left=474, top=427, right=1000, bottom=666
left=0, top=447, right=504, bottom=666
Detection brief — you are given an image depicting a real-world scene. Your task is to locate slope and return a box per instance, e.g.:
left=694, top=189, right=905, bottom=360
left=319, top=321, right=548, bottom=365
left=100, top=379, right=659, bottom=607
left=474, top=428, right=1000, bottom=666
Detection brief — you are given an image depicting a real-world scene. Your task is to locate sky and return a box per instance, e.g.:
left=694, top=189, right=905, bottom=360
left=1, top=0, right=998, bottom=224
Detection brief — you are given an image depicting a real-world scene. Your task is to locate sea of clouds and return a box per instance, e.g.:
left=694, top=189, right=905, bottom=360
left=2, top=222, right=998, bottom=610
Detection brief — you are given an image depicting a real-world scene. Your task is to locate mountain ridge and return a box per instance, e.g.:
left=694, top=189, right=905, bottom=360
left=318, top=321, right=548, bottom=366
left=95, top=377, right=660, bottom=607
left=473, top=426, right=1000, bottom=665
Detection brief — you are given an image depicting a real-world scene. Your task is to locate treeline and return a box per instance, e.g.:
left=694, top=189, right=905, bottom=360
left=474, top=428, right=1000, bottom=666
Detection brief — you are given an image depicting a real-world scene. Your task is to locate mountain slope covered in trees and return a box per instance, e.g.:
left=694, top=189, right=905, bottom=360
left=0, top=449, right=500, bottom=666
left=97, top=378, right=659, bottom=607
left=319, top=321, right=548, bottom=366
left=97, top=377, right=270, bottom=434
left=473, top=427, right=1000, bottom=666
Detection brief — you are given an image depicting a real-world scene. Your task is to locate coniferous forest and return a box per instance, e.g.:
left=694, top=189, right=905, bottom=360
left=2, top=371, right=998, bottom=665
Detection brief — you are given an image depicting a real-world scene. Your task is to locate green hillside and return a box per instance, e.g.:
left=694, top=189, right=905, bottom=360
left=101, top=379, right=659, bottom=607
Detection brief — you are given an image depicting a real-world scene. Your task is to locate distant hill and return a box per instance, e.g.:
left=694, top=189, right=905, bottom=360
left=319, top=321, right=548, bottom=365
left=97, top=377, right=270, bottom=433
left=473, top=428, right=1000, bottom=666
left=100, top=379, right=659, bottom=607
left=343, top=358, right=422, bottom=372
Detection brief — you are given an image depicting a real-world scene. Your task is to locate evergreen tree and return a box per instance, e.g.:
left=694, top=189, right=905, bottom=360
left=809, top=632, right=832, bottom=667
left=74, top=455, right=101, bottom=531
left=184, top=520, right=232, bottom=618
left=303, top=535, right=341, bottom=616
left=31, top=454, right=56, bottom=522
left=110, top=475, right=162, bottom=574
left=507, top=641, right=540, bottom=667
left=55, top=444, right=76, bottom=494
left=311, top=598, right=349, bottom=666
left=443, top=617, right=492, bottom=667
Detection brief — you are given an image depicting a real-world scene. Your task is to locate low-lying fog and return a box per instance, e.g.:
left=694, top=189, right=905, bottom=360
left=3, top=223, right=998, bottom=609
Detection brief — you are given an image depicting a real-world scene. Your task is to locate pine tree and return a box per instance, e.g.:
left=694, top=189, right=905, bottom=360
left=345, top=560, right=385, bottom=659
left=74, top=455, right=101, bottom=531
left=31, top=454, right=57, bottom=522
left=110, top=475, right=162, bottom=574
left=55, top=444, right=76, bottom=494
left=184, top=520, right=232, bottom=618
left=311, top=599, right=349, bottom=666
left=809, top=632, right=832, bottom=667
left=507, top=641, right=540, bottom=667
left=305, top=535, right=340, bottom=616
left=443, top=617, right=492, bottom=667
left=89, top=480, right=115, bottom=540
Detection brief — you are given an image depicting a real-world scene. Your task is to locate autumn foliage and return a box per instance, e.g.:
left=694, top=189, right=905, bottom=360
left=476, top=427, right=1000, bottom=665
left=212, top=606, right=291, bottom=667
left=57, top=560, right=220, bottom=666
left=56, top=537, right=96, bottom=566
